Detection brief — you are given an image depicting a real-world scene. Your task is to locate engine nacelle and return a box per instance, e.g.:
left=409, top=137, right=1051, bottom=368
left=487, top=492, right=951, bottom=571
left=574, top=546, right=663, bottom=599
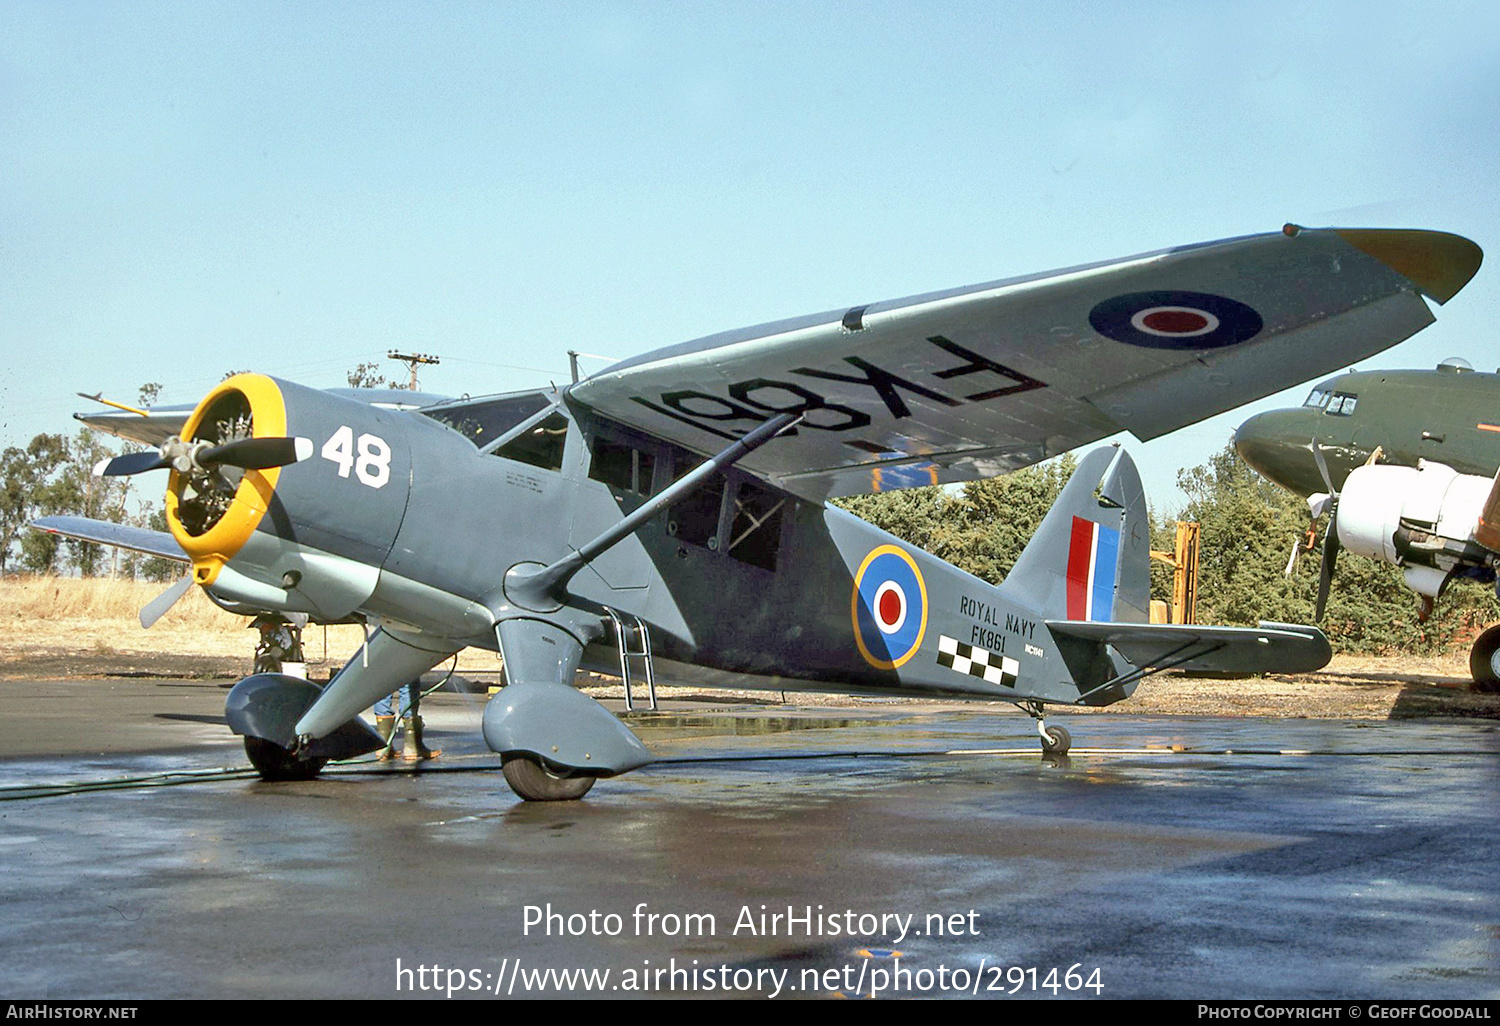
left=1337, top=460, right=1499, bottom=596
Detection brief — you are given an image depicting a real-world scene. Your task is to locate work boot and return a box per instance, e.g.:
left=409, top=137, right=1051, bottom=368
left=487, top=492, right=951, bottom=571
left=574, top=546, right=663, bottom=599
left=400, top=715, right=440, bottom=762
left=376, top=715, right=397, bottom=761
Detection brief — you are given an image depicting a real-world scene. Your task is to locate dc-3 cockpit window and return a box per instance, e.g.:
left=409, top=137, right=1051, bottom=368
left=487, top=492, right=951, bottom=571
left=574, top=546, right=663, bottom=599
left=1325, top=392, right=1358, bottom=416
left=421, top=393, right=569, bottom=471
left=1301, top=388, right=1357, bottom=416
left=421, top=394, right=551, bottom=448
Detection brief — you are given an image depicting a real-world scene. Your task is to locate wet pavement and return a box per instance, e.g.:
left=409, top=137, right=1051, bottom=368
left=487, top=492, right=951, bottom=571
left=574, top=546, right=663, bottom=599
left=1, top=679, right=1498, bottom=999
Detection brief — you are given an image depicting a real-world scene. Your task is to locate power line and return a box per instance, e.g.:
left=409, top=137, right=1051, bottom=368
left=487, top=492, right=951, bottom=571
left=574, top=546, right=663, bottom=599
left=386, top=351, right=441, bottom=391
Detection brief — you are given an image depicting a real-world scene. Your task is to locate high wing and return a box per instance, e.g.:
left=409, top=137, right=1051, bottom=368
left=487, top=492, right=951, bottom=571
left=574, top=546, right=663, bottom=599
left=567, top=226, right=1481, bottom=500
left=31, top=516, right=189, bottom=564
left=1047, top=620, right=1331, bottom=676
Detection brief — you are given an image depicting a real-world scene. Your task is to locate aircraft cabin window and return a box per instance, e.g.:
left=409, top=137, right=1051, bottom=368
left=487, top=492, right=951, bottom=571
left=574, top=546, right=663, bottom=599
left=668, top=477, right=724, bottom=548
left=589, top=439, right=655, bottom=495
left=1303, top=389, right=1331, bottom=409
left=491, top=411, right=569, bottom=471
left=727, top=480, right=786, bottom=572
left=422, top=394, right=552, bottom=448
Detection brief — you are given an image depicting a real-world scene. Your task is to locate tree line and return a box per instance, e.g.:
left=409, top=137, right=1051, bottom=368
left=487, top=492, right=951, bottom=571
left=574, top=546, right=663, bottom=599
left=0, top=426, right=179, bottom=580
left=834, top=446, right=1497, bottom=655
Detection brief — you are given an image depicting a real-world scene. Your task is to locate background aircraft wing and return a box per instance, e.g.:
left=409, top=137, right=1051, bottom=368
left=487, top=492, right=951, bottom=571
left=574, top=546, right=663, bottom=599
left=75, top=389, right=454, bottom=447
left=30, top=516, right=190, bottom=564
left=1046, top=620, right=1332, bottom=675
left=568, top=226, right=1481, bottom=499
left=74, top=404, right=195, bottom=447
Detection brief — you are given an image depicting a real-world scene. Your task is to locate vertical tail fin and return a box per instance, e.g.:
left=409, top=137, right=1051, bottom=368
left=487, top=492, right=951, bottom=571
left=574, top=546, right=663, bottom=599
left=999, top=446, right=1150, bottom=624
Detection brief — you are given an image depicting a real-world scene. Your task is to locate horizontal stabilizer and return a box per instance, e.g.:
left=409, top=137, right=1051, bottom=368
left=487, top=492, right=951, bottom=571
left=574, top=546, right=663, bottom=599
left=1045, top=620, right=1331, bottom=675
left=30, top=516, right=189, bottom=564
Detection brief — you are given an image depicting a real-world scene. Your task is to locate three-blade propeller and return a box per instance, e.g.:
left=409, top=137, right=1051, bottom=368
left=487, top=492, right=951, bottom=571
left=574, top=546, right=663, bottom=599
left=1309, top=440, right=1345, bottom=622
left=94, top=436, right=314, bottom=478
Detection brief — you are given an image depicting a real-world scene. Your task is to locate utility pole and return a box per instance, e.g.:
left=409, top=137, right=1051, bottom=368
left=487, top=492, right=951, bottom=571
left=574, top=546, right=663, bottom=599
left=387, top=351, right=440, bottom=391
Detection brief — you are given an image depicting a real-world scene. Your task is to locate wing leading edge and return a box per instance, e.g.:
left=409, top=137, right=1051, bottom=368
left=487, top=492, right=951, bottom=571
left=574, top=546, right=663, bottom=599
left=568, top=226, right=1481, bottom=500
left=31, top=516, right=189, bottom=564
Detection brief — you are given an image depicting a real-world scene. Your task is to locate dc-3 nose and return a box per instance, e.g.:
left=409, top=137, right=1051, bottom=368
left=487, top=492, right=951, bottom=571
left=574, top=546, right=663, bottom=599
left=1233, top=410, right=1331, bottom=498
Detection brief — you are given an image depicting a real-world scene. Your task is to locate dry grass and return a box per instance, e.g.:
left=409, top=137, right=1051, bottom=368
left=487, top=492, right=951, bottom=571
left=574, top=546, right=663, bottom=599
left=2, top=575, right=243, bottom=629
left=0, top=574, right=358, bottom=669
left=0, top=574, right=500, bottom=677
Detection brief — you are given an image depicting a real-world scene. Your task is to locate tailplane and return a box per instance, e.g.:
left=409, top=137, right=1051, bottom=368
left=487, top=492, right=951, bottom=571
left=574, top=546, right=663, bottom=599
left=999, top=445, right=1150, bottom=624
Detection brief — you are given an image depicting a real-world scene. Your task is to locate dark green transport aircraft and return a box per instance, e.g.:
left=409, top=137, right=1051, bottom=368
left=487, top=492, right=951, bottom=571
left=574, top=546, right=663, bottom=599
left=1235, top=360, right=1500, bottom=689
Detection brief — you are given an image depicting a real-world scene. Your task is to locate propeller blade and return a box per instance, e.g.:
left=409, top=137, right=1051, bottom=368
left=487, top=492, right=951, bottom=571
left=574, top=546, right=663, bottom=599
left=140, top=574, right=195, bottom=629
left=198, top=436, right=314, bottom=471
left=1314, top=503, right=1341, bottom=621
left=93, top=451, right=170, bottom=477
left=1310, top=438, right=1338, bottom=497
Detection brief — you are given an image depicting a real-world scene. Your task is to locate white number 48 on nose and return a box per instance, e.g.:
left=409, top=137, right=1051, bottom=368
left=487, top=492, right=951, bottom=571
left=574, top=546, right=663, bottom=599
left=320, top=425, right=391, bottom=488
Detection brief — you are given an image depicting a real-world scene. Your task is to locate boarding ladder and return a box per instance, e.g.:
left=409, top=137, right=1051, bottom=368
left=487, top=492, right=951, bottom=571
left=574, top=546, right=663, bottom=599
left=603, top=608, right=658, bottom=712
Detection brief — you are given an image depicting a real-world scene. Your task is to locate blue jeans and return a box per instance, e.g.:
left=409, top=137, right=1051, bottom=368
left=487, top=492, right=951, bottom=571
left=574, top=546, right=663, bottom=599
left=374, top=683, right=419, bottom=718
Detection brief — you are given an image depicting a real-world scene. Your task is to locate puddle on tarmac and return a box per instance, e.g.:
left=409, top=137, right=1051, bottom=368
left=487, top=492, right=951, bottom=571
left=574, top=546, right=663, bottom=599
left=620, top=712, right=908, bottom=740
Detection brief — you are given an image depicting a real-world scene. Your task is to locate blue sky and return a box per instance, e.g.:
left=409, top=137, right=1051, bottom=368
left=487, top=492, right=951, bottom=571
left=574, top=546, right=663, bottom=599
left=4, top=1, right=1498, bottom=512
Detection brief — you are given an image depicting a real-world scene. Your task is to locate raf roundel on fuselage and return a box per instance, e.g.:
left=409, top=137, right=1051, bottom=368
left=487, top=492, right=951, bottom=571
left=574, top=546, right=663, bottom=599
left=852, top=545, right=929, bottom=670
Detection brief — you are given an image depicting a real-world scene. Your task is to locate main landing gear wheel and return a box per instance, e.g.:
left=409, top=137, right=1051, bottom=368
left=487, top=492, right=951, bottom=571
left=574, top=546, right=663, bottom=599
left=1469, top=625, right=1500, bottom=694
left=1041, top=725, right=1072, bottom=755
left=244, top=737, right=327, bottom=781
left=502, top=754, right=596, bottom=802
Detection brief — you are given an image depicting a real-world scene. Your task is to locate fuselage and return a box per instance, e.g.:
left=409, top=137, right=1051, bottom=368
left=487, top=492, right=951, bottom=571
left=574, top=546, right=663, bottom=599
left=187, top=376, right=1142, bottom=707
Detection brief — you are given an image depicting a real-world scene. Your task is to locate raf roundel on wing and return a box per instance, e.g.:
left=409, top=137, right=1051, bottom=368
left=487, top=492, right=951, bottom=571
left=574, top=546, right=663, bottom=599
left=1088, top=290, right=1264, bottom=350
left=852, top=545, right=928, bottom=670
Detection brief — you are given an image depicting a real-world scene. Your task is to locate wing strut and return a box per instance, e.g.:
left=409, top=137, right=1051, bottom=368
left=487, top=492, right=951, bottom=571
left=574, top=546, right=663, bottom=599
left=1072, top=639, right=1228, bottom=704
left=504, top=412, right=803, bottom=611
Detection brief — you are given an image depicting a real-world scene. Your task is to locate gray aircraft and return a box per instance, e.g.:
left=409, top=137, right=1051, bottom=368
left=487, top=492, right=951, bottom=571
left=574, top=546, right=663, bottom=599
left=34, top=224, right=1481, bottom=800
left=1235, top=359, right=1500, bottom=687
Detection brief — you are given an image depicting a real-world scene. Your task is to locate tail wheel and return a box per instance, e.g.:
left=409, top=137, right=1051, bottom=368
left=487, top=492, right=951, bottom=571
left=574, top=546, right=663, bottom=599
left=1041, top=725, right=1072, bottom=755
left=244, top=737, right=327, bottom=781
left=502, top=754, right=596, bottom=801
left=1470, top=625, right=1500, bottom=694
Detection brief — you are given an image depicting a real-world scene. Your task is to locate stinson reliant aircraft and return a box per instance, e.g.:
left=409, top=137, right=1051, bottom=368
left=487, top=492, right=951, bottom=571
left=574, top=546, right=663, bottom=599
left=35, top=224, right=1482, bottom=799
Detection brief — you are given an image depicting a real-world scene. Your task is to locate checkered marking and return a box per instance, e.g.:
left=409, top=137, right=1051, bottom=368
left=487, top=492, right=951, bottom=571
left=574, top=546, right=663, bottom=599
left=937, top=635, right=1019, bottom=688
